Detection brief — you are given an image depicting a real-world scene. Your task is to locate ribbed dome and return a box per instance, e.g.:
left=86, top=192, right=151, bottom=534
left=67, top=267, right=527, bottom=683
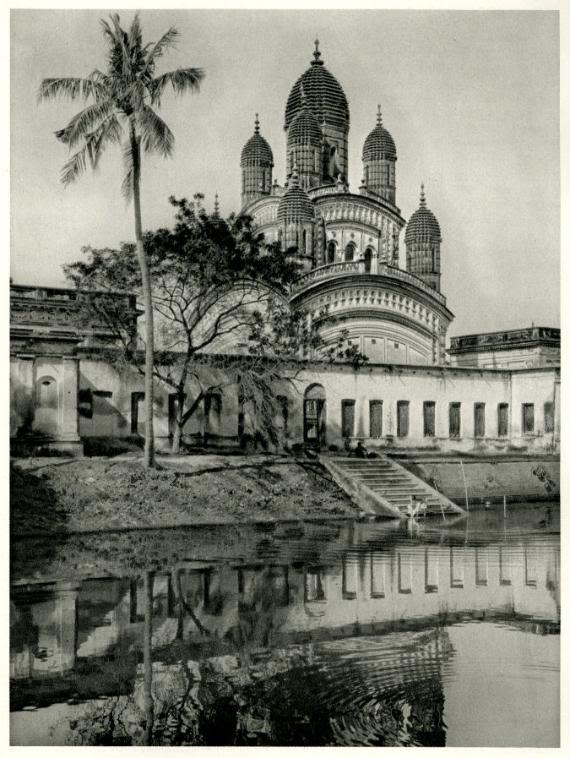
left=362, top=106, right=396, bottom=161
left=288, top=101, right=322, bottom=145
left=405, top=186, right=441, bottom=244
left=277, top=169, right=315, bottom=223
left=284, top=40, right=349, bottom=131
left=240, top=115, right=273, bottom=166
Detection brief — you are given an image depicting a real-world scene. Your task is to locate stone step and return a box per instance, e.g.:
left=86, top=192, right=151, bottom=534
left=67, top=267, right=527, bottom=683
left=323, top=455, right=464, bottom=519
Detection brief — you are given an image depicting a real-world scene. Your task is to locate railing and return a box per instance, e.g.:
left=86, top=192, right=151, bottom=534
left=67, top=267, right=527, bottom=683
left=10, top=284, right=137, bottom=309
left=450, top=327, right=561, bottom=351
left=291, top=261, right=448, bottom=306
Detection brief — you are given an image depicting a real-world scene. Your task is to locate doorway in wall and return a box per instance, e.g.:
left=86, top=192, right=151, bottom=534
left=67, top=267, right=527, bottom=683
left=131, top=391, right=145, bottom=436
left=304, top=384, right=326, bottom=448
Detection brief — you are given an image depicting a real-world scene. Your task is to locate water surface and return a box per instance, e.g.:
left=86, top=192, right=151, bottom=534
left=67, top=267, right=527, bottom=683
left=10, top=504, right=560, bottom=746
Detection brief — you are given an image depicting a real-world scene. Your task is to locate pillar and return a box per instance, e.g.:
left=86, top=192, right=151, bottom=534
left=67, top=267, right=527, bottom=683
left=61, top=356, right=81, bottom=443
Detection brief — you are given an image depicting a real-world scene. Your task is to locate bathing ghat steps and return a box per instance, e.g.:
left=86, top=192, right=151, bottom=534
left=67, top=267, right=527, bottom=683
left=321, top=455, right=465, bottom=519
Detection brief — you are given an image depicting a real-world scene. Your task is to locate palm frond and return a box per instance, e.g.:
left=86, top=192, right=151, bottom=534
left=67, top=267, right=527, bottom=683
left=150, top=67, right=204, bottom=105
left=109, top=13, right=132, bottom=79
left=54, top=100, right=114, bottom=147
left=38, top=77, right=103, bottom=103
left=145, top=27, right=179, bottom=68
left=121, top=140, right=135, bottom=200
left=128, top=12, right=142, bottom=52
left=60, top=114, right=122, bottom=184
left=60, top=144, right=91, bottom=186
left=138, top=105, right=174, bottom=157
left=89, top=114, right=123, bottom=169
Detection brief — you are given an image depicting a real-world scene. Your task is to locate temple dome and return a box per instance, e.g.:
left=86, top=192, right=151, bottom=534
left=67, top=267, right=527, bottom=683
left=284, top=40, right=349, bottom=131
left=288, top=100, right=322, bottom=145
left=240, top=115, right=273, bottom=166
left=362, top=106, right=397, bottom=161
left=405, top=185, right=441, bottom=244
left=277, top=168, right=314, bottom=223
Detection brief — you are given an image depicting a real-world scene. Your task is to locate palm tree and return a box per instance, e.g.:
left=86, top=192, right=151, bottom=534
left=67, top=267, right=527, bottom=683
left=39, top=13, right=204, bottom=467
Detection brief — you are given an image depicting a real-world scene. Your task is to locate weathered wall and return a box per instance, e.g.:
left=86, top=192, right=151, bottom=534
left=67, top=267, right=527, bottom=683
left=398, top=457, right=560, bottom=504
left=10, top=352, right=560, bottom=455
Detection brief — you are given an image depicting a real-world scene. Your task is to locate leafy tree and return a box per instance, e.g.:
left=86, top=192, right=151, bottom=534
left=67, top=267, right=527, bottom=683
left=39, top=12, right=204, bottom=467
left=65, top=196, right=366, bottom=453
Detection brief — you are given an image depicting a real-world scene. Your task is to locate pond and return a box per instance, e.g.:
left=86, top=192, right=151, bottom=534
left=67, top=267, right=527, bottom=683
left=10, top=503, right=559, bottom=746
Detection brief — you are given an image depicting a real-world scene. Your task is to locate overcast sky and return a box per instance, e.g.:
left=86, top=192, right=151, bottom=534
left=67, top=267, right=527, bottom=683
left=10, top=9, right=559, bottom=337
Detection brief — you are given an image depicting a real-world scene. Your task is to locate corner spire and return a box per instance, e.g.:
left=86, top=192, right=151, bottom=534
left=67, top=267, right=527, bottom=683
left=376, top=104, right=383, bottom=127
left=213, top=193, right=220, bottom=217
left=254, top=113, right=260, bottom=134
left=420, top=183, right=426, bottom=208
left=311, top=37, right=323, bottom=65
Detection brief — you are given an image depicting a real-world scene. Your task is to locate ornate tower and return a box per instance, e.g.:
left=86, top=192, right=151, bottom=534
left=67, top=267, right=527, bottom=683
left=240, top=114, right=273, bottom=208
left=284, top=40, right=350, bottom=185
left=405, top=184, right=442, bottom=292
left=277, top=166, right=315, bottom=269
left=286, top=87, right=322, bottom=190
left=362, top=105, right=397, bottom=205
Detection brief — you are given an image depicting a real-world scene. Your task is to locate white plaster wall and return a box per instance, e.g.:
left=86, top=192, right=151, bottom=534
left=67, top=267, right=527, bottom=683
left=510, top=369, right=559, bottom=450
left=449, top=345, right=560, bottom=369
left=293, top=364, right=518, bottom=449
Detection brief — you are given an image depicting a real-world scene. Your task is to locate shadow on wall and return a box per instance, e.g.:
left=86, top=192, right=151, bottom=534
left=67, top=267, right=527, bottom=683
left=10, top=376, right=35, bottom=438
left=78, top=376, right=129, bottom=439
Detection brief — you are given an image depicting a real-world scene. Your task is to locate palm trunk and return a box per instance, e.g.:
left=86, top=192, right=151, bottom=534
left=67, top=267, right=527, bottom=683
left=130, top=119, right=155, bottom=468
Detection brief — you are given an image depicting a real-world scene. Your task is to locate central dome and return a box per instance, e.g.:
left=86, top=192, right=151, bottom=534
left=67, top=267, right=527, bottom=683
left=284, top=40, right=349, bottom=131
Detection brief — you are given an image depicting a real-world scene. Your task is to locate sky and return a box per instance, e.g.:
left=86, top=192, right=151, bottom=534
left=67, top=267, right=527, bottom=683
left=10, top=8, right=560, bottom=337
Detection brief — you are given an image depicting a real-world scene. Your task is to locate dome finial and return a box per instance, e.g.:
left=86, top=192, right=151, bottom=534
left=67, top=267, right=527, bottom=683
left=254, top=113, right=260, bottom=134
left=420, top=183, right=426, bottom=208
left=312, top=37, right=323, bottom=65
left=377, top=104, right=382, bottom=127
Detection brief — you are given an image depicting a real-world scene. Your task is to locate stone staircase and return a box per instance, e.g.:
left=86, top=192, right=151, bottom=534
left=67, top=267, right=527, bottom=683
left=321, top=455, right=465, bottom=520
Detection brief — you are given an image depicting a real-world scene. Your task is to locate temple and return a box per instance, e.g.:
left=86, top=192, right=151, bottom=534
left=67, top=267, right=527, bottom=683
left=9, top=41, right=560, bottom=455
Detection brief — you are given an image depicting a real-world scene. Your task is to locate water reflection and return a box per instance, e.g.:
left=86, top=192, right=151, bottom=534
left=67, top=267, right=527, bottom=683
left=10, top=507, right=559, bottom=746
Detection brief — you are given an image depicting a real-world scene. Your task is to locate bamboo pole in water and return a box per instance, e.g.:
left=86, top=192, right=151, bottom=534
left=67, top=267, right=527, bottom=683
left=144, top=571, right=154, bottom=746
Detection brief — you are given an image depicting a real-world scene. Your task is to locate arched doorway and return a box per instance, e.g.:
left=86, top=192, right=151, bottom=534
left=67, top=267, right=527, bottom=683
left=34, top=375, right=59, bottom=436
left=304, top=384, right=326, bottom=448
left=345, top=242, right=356, bottom=262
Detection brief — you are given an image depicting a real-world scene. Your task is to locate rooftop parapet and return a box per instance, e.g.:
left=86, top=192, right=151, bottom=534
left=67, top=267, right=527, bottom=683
left=449, top=327, right=560, bottom=353
left=290, top=260, right=448, bottom=306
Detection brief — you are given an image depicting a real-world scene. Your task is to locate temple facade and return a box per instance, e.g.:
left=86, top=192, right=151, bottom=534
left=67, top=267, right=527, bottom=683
left=240, top=41, right=451, bottom=366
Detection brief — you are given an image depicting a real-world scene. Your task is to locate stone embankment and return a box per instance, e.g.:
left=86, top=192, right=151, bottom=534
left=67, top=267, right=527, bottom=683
left=393, top=454, right=559, bottom=505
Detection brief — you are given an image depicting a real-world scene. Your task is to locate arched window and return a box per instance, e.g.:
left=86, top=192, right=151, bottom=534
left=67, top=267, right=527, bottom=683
left=37, top=376, right=58, bottom=408
left=345, top=242, right=356, bottom=262
left=327, top=240, right=336, bottom=264
left=302, top=229, right=307, bottom=253
left=364, top=247, right=373, bottom=273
